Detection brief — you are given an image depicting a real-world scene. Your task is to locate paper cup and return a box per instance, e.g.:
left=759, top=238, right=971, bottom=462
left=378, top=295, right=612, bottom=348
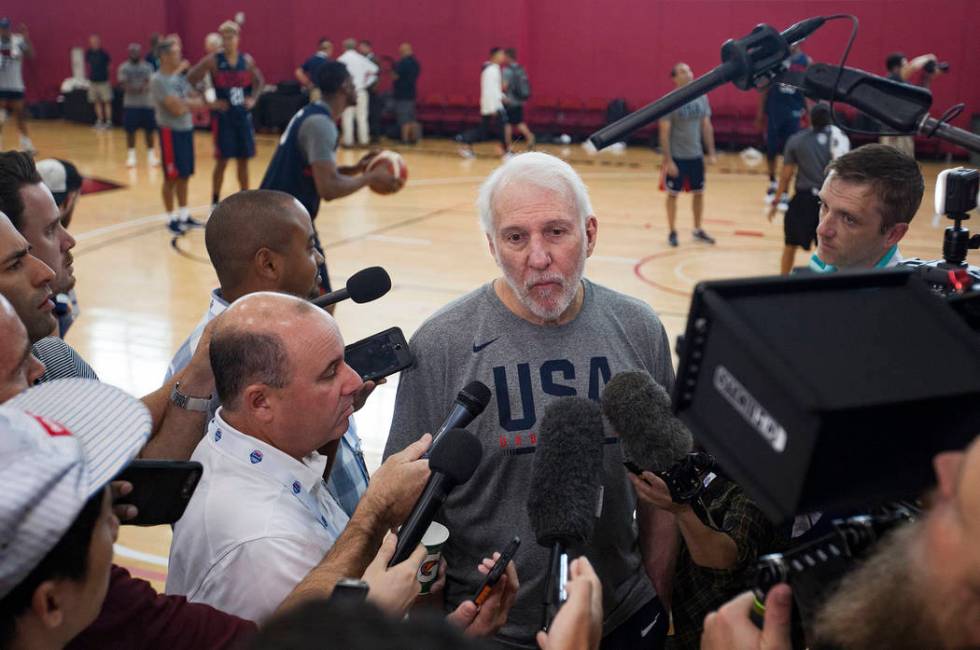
left=416, top=521, right=449, bottom=594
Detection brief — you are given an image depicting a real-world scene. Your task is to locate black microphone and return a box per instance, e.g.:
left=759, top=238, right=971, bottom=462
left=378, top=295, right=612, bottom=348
left=312, top=266, right=391, bottom=308
left=600, top=371, right=692, bottom=473
left=589, top=17, right=826, bottom=149
left=388, top=428, right=483, bottom=567
left=527, top=397, right=604, bottom=631
left=429, top=381, right=492, bottom=451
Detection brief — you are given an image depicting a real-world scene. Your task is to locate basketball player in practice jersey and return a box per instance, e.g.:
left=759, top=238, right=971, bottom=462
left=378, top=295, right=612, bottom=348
left=187, top=20, right=265, bottom=209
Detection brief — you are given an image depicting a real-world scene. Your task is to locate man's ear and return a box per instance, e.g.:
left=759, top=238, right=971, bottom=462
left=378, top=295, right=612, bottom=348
left=584, top=216, right=598, bottom=257
left=884, top=222, right=909, bottom=248
left=254, top=247, right=280, bottom=282
left=31, top=580, right=67, bottom=630
left=242, top=384, right=274, bottom=424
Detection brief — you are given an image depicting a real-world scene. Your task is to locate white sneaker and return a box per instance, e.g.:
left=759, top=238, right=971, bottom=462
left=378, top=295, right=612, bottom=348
left=126, top=150, right=137, bottom=168
left=777, top=193, right=790, bottom=212
left=457, top=147, right=476, bottom=159
left=147, top=150, right=159, bottom=167
left=19, top=136, right=35, bottom=153
left=764, top=181, right=778, bottom=205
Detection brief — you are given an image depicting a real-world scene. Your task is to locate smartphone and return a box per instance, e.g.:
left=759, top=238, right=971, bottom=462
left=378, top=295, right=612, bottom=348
left=472, top=536, right=521, bottom=606
left=344, top=327, right=415, bottom=382
left=114, top=460, right=203, bottom=526
left=623, top=460, right=644, bottom=476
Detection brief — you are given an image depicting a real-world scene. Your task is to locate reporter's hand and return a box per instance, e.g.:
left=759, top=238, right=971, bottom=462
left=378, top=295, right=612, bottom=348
left=361, top=434, right=431, bottom=528
left=210, top=99, right=230, bottom=112
left=362, top=532, right=425, bottom=617
left=629, top=470, right=688, bottom=514
left=536, top=557, right=603, bottom=650
left=664, top=160, right=679, bottom=178
left=447, top=553, right=519, bottom=637
left=701, top=585, right=792, bottom=650
left=352, top=377, right=386, bottom=412
left=110, top=480, right=138, bottom=522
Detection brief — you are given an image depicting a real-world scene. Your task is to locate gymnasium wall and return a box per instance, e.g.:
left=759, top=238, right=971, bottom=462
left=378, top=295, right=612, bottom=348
left=10, top=0, right=980, bottom=128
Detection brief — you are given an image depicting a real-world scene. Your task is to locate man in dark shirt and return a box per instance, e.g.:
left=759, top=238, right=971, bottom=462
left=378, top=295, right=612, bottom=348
left=85, top=34, right=112, bottom=129
left=392, top=42, right=421, bottom=143
left=295, top=37, right=332, bottom=101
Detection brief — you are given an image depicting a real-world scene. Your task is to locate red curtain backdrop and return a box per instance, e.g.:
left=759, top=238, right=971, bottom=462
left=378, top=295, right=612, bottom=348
left=8, top=0, right=978, bottom=127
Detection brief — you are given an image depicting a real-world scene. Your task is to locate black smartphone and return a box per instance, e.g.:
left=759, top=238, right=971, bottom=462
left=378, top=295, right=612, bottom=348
left=114, top=460, right=203, bottom=526
left=472, top=536, right=521, bottom=606
left=623, top=460, right=644, bottom=476
left=344, top=327, right=415, bottom=382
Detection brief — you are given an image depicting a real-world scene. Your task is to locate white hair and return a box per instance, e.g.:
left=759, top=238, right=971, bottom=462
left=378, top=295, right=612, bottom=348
left=476, top=152, right=593, bottom=235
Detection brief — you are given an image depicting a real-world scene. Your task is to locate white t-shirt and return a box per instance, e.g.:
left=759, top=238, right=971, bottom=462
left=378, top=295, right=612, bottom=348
left=480, top=62, right=503, bottom=115
left=0, top=35, right=28, bottom=91
left=166, top=410, right=349, bottom=622
left=337, top=49, right=378, bottom=92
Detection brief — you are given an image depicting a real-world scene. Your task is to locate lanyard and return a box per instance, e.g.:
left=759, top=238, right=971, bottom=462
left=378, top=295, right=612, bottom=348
left=209, top=421, right=344, bottom=538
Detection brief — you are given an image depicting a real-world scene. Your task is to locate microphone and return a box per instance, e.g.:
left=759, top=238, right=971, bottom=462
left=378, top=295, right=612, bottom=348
left=589, top=17, right=826, bottom=149
left=429, top=381, right=492, bottom=451
left=312, top=266, right=391, bottom=308
left=600, top=371, right=692, bottom=473
left=388, top=428, right=483, bottom=567
left=527, top=397, right=604, bottom=631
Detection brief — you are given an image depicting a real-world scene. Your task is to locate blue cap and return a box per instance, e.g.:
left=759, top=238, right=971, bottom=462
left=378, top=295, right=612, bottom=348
left=0, top=18, right=11, bottom=29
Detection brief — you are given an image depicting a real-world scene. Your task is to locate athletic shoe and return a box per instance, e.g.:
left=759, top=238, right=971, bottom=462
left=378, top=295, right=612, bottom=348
left=126, top=151, right=137, bottom=168
left=764, top=180, right=777, bottom=205
left=777, top=193, right=790, bottom=212
left=693, top=228, right=716, bottom=244
left=181, top=216, right=205, bottom=229
left=167, top=218, right=186, bottom=235
left=147, top=150, right=159, bottom=167
left=457, top=147, right=476, bottom=159
left=668, top=231, right=678, bottom=247
left=19, top=136, right=35, bottom=154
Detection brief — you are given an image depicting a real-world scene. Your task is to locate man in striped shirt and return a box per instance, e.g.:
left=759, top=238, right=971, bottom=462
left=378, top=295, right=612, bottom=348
left=167, top=189, right=372, bottom=516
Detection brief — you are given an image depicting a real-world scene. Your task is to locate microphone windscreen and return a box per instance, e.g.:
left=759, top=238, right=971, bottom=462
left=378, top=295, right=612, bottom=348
left=459, top=380, right=491, bottom=413
left=347, top=266, right=392, bottom=303
left=527, top=397, right=603, bottom=548
left=600, top=371, right=692, bottom=473
left=428, top=428, right=483, bottom=485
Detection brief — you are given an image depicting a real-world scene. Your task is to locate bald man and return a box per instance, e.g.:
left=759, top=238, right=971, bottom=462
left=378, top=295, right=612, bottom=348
left=166, top=189, right=371, bottom=517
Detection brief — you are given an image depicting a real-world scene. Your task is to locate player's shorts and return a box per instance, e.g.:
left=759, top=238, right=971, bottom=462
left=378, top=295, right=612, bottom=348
left=505, top=104, right=525, bottom=125
left=123, top=107, right=156, bottom=133
left=88, top=82, right=112, bottom=103
left=662, top=157, right=705, bottom=194
left=212, top=110, right=256, bottom=159
left=0, top=90, right=25, bottom=100
left=784, top=190, right=820, bottom=250
left=159, top=127, right=195, bottom=180
left=394, top=99, right=416, bottom=126
left=767, top=114, right=802, bottom=157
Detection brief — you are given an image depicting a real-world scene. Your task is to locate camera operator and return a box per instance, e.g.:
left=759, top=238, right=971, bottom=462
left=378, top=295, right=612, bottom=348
left=805, top=144, right=923, bottom=273
left=879, top=52, right=946, bottom=158
left=629, top=470, right=787, bottom=649
left=700, top=433, right=980, bottom=650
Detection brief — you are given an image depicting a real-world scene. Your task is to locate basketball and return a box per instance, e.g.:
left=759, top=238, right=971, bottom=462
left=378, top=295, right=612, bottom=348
left=366, top=150, right=408, bottom=194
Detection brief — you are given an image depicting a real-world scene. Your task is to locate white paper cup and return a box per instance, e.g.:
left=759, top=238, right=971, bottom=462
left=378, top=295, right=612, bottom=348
left=416, top=521, right=449, bottom=594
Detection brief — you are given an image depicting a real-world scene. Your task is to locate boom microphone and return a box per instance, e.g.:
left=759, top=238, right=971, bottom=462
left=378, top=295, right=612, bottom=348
left=429, top=381, right=492, bottom=451
left=600, top=371, right=693, bottom=473
left=589, top=17, right=826, bottom=149
left=527, top=397, right=604, bottom=631
left=313, top=266, right=392, bottom=308
left=388, top=428, right=483, bottom=567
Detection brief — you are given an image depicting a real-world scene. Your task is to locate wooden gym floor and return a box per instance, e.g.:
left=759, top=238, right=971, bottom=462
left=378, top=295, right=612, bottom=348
left=14, top=119, right=952, bottom=589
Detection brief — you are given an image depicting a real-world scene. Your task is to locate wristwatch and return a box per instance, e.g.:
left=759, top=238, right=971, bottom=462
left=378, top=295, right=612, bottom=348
left=170, top=382, right=212, bottom=412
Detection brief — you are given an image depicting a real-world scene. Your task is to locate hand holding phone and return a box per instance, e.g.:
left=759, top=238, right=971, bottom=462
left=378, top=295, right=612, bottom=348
left=472, top=536, right=521, bottom=606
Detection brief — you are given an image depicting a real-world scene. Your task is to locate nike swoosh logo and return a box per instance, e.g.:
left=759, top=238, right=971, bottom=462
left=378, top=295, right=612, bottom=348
left=472, top=337, right=500, bottom=353
left=640, top=612, right=661, bottom=638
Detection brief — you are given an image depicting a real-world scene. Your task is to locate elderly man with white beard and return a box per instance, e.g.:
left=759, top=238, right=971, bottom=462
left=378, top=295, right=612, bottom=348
left=384, top=152, right=677, bottom=650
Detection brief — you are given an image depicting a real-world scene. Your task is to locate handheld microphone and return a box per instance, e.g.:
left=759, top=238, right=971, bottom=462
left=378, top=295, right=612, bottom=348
left=600, top=371, right=693, bottom=473
left=589, top=17, right=826, bottom=149
left=313, top=266, right=391, bottom=308
left=388, top=428, right=483, bottom=567
left=527, top=397, right=604, bottom=631
left=429, top=381, right=492, bottom=451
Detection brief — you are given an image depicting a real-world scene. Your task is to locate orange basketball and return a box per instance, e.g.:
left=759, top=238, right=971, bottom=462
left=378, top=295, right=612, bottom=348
left=366, top=150, right=408, bottom=194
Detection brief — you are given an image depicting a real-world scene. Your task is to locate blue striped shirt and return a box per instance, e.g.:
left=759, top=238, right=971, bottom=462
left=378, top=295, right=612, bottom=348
left=167, top=289, right=369, bottom=517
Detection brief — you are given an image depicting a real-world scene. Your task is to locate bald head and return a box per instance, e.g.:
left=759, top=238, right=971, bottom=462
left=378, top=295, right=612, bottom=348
left=205, top=190, right=319, bottom=300
left=210, top=292, right=324, bottom=409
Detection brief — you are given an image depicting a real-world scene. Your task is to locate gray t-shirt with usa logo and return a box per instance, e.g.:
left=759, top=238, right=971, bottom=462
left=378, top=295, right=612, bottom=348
left=385, top=278, right=674, bottom=647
